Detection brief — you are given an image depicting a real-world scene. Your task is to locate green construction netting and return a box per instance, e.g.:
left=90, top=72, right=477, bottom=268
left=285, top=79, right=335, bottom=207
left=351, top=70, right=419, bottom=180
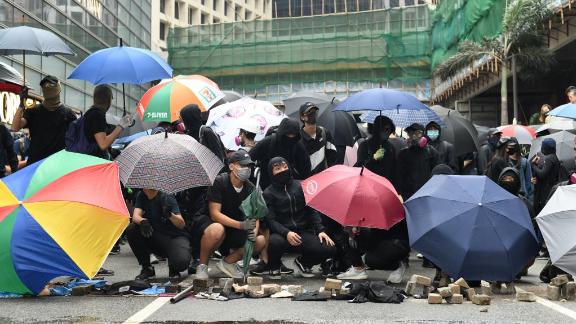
left=431, top=0, right=505, bottom=68
left=168, top=6, right=432, bottom=95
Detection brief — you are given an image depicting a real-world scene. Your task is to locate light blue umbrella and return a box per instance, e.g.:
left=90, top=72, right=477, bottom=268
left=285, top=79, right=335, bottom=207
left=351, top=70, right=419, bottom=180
left=334, top=88, right=430, bottom=112
left=548, top=103, right=576, bottom=120
left=360, top=109, right=444, bottom=129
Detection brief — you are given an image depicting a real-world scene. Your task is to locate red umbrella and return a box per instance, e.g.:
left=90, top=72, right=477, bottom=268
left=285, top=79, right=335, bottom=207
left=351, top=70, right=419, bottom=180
left=301, top=165, right=404, bottom=229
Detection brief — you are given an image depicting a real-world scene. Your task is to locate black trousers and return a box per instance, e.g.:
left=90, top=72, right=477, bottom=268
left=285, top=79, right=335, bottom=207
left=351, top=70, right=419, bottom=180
left=323, top=219, right=364, bottom=268
left=127, top=223, right=191, bottom=273
left=268, top=232, right=336, bottom=269
left=363, top=238, right=410, bottom=271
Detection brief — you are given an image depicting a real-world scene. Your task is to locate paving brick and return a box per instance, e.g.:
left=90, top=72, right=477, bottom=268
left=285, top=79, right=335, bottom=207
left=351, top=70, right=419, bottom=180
left=551, top=275, right=569, bottom=287
left=516, top=291, right=536, bottom=302
left=71, top=285, right=93, bottom=296
left=454, top=278, right=470, bottom=289
left=465, top=288, right=476, bottom=302
left=447, top=294, right=463, bottom=304
left=448, top=284, right=460, bottom=295
left=247, top=277, right=263, bottom=286
left=410, top=275, right=432, bottom=287
left=325, top=278, right=343, bottom=290
left=548, top=285, right=561, bottom=301
left=428, top=293, right=443, bottom=304
left=473, top=294, right=491, bottom=305
left=562, top=282, right=576, bottom=301
left=262, top=284, right=281, bottom=295
left=437, top=287, right=453, bottom=298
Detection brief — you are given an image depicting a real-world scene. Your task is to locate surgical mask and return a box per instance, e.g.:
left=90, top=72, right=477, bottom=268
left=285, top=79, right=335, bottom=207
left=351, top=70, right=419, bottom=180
left=488, top=137, right=500, bottom=148
left=272, top=170, right=291, bottom=185
left=234, top=167, right=251, bottom=181
left=427, top=130, right=439, bottom=141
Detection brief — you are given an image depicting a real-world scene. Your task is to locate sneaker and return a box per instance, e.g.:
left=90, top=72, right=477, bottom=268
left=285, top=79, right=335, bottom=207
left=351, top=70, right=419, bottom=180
left=188, top=258, right=199, bottom=275
left=150, top=254, right=159, bottom=265
left=169, top=270, right=181, bottom=279
left=337, top=266, right=368, bottom=280
left=269, top=268, right=282, bottom=280
left=135, top=266, right=155, bottom=280
left=250, top=261, right=271, bottom=276
left=387, top=261, right=407, bottom=284
left=217, top=259, right=244, bottom=279
left=97, top=267, right=115, bottom=276
left=211, top=251, right=223, bottom=260
left=280, top=262, right=294, bottom=275
left=294, top=257, right=314, bottom=278
left=196, top=264, right=209, bottom=280
left=237, top=258, right=259, bottom=268
left=109, top=244, right=120, bottom=255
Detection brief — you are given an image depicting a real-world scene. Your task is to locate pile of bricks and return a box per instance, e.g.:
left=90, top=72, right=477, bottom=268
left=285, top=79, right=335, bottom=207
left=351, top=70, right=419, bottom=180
left=547, top=275, right=576, bottom=301
left=405, top=275, right=432, bottom=297
left=426, top=278, right=491, bottom=306
left=321, top=278, right=349, bottom=296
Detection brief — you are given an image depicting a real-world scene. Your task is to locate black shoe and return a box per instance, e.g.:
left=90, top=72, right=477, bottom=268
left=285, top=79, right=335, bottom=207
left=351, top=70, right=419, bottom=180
left=269, top=268, right=282, bottom=280
left=109, top=244, right=120, bottom=255
left=294, top=257, right=314, bottom=278
left=422, top=258, right=435, bottom=268
left=97, top=267, right=115, bottom=276
left=280, top=262, right=294, bottom=275
left=250, top=261, right=270, bottom=276
left=188, top=258, right=199, bottom=275
left=169, top=270, right=181, bottom=279
left=321, top=259, right=334, bottom=277
left=136, top=266, right=156, bottom=280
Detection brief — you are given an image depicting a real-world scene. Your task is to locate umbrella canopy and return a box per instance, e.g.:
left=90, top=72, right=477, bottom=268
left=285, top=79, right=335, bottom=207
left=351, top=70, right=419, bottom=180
left=0, top=150, right=129, bottom=294
left=283, top=92, right=361, bottom=147
left=536, top=185, right=576, bottom=277
left=405, top=175, right=539, bottom=281
left=436, top=110, right=480, bottom=156
left=529, top=131, right=576, bottom=171
left=430, top=105, right=464, bottom=118
left=0, top=26, right=74, bottom=56
left=536, top=120, right=576, bottom=134
left=137, top=75, right=224, bottom=122
left=0, top=61, right=28, bottom=87
left=206, top=97, right=286, bottom=150
left=360, top=109, right=443, bottom=129
left=334, top=88, right=430, bottom=112
left=548, top=103, right=576, bottom=120
left=301, top=165, right=404, bottom=229
left=222, top=90, right=244, bottom=103
left=497, top=125, right=536, bottom=145
left=115, top=133, right=223, bottom=194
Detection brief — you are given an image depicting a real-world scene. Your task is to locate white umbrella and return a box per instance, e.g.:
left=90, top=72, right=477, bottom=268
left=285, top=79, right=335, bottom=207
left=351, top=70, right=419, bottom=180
left=536, top=120, right=576, bottom=134
left=207, top=97, right=286, bottom=150
left=536, top=185, right=576, bottom=276
left=529, top=131, right=576, bottom=171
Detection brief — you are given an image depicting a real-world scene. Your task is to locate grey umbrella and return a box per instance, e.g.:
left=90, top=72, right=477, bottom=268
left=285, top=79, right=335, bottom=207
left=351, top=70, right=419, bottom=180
left=430, top=105, right=464, bottom=118
left=529, top=131, right=576, bottom=171
left=0, top=26, right=74, bottom=81
left=0, top=61, right=28, bottom=87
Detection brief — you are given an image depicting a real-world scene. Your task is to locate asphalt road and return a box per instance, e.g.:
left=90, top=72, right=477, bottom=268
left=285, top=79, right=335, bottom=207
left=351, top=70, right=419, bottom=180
left=1, top=247, right=575, bottom=324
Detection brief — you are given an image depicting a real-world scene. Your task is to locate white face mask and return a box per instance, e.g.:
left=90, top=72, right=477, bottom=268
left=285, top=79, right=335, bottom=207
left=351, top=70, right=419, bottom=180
left=234, top=167, right=251, bottom=181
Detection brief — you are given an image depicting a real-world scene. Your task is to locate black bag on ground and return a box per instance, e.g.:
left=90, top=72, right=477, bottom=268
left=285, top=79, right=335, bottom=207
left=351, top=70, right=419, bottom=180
left=349, top=281, right=406, bottom=303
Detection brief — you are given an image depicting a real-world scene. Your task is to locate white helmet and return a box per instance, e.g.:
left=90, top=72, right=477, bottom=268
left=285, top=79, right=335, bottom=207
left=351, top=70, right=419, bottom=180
left=238, top=118, right=261, bottom=134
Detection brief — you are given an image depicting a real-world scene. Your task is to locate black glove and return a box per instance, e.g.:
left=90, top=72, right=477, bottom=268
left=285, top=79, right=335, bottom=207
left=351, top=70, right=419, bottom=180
left=140, top=219, right=153, bottom=238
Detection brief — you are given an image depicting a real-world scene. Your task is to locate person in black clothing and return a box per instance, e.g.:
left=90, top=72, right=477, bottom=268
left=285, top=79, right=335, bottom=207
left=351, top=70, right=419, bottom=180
left=485, top=137, right=511, bottom=183
left=299, top=102, right=337, bottom=175
left=250, top=118, right=311, bottom=189
left=84, top=85, right=131, bottom=159
left=531, top=138, right=561, bottom=214
left=127, top=188, right=191, bottom=280
left=355, top=116, right=398, bottom=187
left=180, top=104, right=227, bottom=163
left=426, top=121, right=457, bottom=171
left=477, top=128, right=502, bottom=175
left=11, top=76, right=77, bottom=164
left=264, top=157, right=336, bottom=279
left=397, top=123, right=440, bottom=200
left=0, top=124, right=18, bottom=177
left=191, top=151, right=265, bottom=279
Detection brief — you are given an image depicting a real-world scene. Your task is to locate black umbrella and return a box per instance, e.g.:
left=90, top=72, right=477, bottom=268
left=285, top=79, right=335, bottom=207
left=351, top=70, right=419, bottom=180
left=432, top=107, right=480, bottom=157
left=283, top=92, right=361, bottom=147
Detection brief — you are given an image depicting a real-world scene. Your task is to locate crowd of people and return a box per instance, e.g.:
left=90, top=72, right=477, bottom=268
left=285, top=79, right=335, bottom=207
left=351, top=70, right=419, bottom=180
left=1, top=75, right=575, bottom=287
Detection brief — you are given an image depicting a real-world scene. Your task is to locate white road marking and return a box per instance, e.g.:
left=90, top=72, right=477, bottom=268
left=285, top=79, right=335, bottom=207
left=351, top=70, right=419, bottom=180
left=122, top=297, right=171, bottom=324
left=516, top=287, right=576, bottom=321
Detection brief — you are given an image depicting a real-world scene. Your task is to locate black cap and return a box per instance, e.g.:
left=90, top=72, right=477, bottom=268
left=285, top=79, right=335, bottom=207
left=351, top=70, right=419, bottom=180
left=405, top=123, right=425, bottom=133
left=40, top=75, right=59, bottom=87
left=299, top=102, right=319, bottom=115
left=229, top=151, right=254, bottom=166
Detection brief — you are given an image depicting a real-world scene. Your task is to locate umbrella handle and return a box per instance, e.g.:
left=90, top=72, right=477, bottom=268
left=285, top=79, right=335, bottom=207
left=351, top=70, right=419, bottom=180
left=254, top=167, right=261, bottom=188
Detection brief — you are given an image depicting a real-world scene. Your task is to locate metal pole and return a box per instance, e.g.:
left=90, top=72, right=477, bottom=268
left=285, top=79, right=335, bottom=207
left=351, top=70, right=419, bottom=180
left=22, top=50, right=26, bottom=84
left=512, top=55, right=518, bottom=124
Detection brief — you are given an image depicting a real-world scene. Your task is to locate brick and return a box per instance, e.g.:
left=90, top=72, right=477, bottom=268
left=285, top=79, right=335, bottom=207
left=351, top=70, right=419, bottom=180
left=232, top=284, right=247, bottom=294
left=410, top=275, right=432, bottom=287
left=500, top=282, right=516, bottom=295
left=447, top=294, right=464, bottom=304
left=473, top=294, right=491, bottom=305
left=247, top=276, right=263, bottom=286
left=71, top=285, right=93, bottom=296
left=325, top=278, right=343, bottom=290
left=428, top=293, right=443, bottom=304
left=192, top=278, right=210, bottom=288
left=551, top=275, right=569, bottom=287
left=448, top=284, right=460, bottom=295
left=262, top=284, right=281, bottom=295
left=548, top=285, right=561, bottom=301
left=454, top=278, right=470, bottom=289
left=165, top=285, right=180, bottom=294
left=562, top=282, right=576, bottom=301
left=516, top=291, right=537, bottom=302
left=405, top=281, right=416, bottom=295
left=437, top=287, right=453, bottom=298
left=247, top=285, right=262, bottom=293
left=465, top=288, right=476, bottom=302
left=285, top=285, right=303, bottom=295
left=481, top=285, right=492, bottom=296
left=271, top=291, right=293, bottom=298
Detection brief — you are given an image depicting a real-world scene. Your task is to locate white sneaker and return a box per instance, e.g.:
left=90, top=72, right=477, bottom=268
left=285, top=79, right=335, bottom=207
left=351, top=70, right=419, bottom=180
left=218, top=259, right=244, bottom=279
left=196, top=264, right=209, bottom=280
left=416, top=253, right=423, bottom=259
left=387, top=262, right=407, bottom=284
left=337, top=266, right=368, bottom=280
left=237, top=258, right=259, bottom=267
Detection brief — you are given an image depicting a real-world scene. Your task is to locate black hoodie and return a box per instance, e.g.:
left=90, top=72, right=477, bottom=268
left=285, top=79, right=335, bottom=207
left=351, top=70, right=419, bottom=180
left=355, top=116, right=398, bottom=187
left=180, top=104, right=226, bottom=163
left=426, top=121, right=457, bottom=171
left=263, top=157, right=324, bottom=237
left=250, top=118, right=311, bottom=189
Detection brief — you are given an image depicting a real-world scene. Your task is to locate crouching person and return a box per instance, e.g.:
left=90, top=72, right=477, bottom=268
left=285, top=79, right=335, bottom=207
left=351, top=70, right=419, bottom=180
left=264, top=157, right=336, bottom=279
left=192, top=151, right=266, bottom=279
left=128, top=188, right=191, bottom=280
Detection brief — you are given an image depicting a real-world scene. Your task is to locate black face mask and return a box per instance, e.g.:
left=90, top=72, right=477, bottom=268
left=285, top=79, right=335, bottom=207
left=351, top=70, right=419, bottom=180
left=506, top=146, right=518, bottom=155
left=499, top=180, right=519, bottom=195
left=380, top=130, right=391, bottom=142
left=306, top=113, right=317, bottom=125
left=273, top=170, right=292, bottom=185
left=282, top=135, right=299, bottom=146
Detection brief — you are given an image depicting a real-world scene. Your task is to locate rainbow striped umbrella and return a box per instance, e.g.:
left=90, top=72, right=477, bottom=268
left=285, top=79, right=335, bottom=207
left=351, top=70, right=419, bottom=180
left=0, top=151, right=129, bottom=295
left=137, top=75, right=224, bottom=122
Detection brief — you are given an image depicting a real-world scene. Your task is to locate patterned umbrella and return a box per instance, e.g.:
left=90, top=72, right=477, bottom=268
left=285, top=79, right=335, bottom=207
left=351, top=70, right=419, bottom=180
left=497, top=125, right=536, bottom=145
left=360, top=109, right=444, bottom=129
left=0, top=151, right=129, bottom=295
left=115, top=133, right=223, bottom=194
left=137, top=75, right=224, bottom=122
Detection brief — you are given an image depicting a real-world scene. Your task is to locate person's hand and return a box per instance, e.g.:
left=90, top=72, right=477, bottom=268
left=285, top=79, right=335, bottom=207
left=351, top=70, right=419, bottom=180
left=247, top=228, right=257, bottom=242
left=372, top=148, right=385, bottom=161
left=318, top=232, right=335, bottom=246
left=240, top=219, right=257, bottom=231
left=532, top=155, right=540, bottom=164
left=119, top=115, right=132, bottom=129
left=140, top=219, right=153, bottom=238
left=19, top=86, right=29, bottom=100
left=287, top=231, right=302, bottom=246
left=531, top=177, right=537, bottom=185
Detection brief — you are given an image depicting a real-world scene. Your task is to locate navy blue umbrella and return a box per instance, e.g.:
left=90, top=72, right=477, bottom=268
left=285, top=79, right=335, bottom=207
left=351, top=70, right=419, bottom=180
left=334, top=88, right=430, bottom=112
left=405, top=175, right=539, bottom=281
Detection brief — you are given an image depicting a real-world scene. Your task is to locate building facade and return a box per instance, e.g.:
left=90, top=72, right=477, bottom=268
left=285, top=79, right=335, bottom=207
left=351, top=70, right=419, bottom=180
left=273, top=0, right=429, bottom=17
left=0, top=0, right=152, bottom=125
left=152, top=0, right=272, bottom=56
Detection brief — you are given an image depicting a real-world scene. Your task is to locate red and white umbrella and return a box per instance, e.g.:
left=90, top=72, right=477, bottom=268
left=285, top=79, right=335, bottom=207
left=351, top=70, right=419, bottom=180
left=497, top=125, right=536, bottom=145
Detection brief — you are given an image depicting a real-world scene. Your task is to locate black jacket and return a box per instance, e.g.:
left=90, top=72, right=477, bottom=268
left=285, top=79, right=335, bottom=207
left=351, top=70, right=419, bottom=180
left=426, top=121, right=457, bottom=171
left=180, top=104, right=226, bottom=163
left=532, top=152, right=561, bottom=213
left=397, top=144, right=439, bottom=199
left=263, top=157, right=324, bottom=237
left=355, top=137, right=397, bottom=188
left=300, top=126, right=337, bottom=175
left=250, top=119, right=311, bottom=189
left=0, top=124, right=18, bottom=177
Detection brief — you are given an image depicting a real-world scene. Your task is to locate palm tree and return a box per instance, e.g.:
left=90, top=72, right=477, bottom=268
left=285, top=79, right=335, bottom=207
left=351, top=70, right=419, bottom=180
left=435, top=0, right=554, bottom=125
